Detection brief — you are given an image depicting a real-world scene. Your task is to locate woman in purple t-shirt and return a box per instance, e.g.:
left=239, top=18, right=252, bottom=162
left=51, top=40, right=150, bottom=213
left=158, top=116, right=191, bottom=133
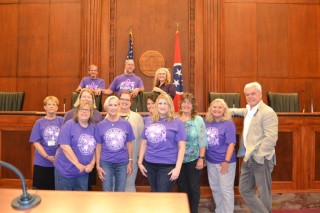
left=29, top=96, right=63, bottom=190
left=205, top=98, right=237, bottom=213
left=95, top=96, right=134, bottom=192
left=55, top=102, right=96, bottom=191
left=138, top=93, right=186, bottom=192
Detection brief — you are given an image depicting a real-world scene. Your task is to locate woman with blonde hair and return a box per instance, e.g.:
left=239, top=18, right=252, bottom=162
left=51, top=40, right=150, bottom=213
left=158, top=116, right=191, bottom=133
left=64, top=88, right=102, bottom=125
left=205, top=98, right=237, bottom=213
left=29, top=96, right=63, bottom=190
left=137, top=93, right=186, bottom=192
left=152, top=68, right=176, bottom=99
left=95, top=96, right=134, bottom=192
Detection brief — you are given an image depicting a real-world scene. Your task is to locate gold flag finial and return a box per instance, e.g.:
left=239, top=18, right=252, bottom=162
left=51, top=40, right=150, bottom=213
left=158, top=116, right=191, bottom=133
left=176, top=22, right=179, bottom=32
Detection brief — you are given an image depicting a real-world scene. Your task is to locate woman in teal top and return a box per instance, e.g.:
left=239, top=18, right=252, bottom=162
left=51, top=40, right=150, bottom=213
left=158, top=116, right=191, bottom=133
left=177, top=93, right=207, bottom=213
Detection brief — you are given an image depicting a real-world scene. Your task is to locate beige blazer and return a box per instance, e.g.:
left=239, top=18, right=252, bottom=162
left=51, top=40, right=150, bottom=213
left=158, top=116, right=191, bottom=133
left=231, top=102, right=278, bottom=164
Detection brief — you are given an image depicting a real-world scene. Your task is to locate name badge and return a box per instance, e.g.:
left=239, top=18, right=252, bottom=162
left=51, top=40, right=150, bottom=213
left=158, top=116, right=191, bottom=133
left=48, top=140, right=56, bottom=146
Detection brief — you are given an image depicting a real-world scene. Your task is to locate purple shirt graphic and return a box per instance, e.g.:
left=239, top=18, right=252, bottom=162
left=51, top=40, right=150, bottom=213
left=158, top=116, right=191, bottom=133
left=142, top=118, right=186, bottom=164
left=55, top=120, right=96, bottom=178
left=109, top=74, right=144, bottom=96
left=29, top=116, right=63, bottom=167
left=205, top=120, right=237, bottom=164
left=79, top=77, right=105, bottom=90
left=95, top=118, right=135, bottom=163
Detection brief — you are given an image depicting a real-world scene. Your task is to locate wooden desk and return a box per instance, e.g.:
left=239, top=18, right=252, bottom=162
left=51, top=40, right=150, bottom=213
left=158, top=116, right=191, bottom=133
left=1, top=112, right=320, bottom=197
left=0, top=188, right=190, bottom=213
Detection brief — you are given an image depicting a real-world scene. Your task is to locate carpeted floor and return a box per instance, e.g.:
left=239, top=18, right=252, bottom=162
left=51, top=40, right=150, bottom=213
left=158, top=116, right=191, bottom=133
left=198, top=193, right=320, bottom=213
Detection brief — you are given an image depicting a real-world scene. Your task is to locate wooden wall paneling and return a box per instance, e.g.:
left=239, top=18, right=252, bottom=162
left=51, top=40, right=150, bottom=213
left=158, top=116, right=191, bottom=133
left=48, top=2, right=81, bottom=77
left=257, top=3, right=288, bottom=78
left=100, top=0, right=110, bottom=85
left=1, top=130, right=32, bottom=179
left=0, top=0, right=18, bottom=4
left=194, top=0, right=204, bottom=111
left=223, top=2, right=257, bottom=78
left=288, top=0, right=320, bottom=4
left=288, top=4, right=319, bottom=78
left=81, top=0, right=102, bottom=78
left=308, top=126, right=320, bottom=189
left=0, top=78, right=17, bottom=92
left=114, top=0, right=189, bottom=93
left=271, top=122, right=300, bottom=190
left=0, top=4, right=18, bottom=78
left=17, top=78, right=48, bottom=111
left=48, top=77, right=80, bottom=111
left=17, top=4, right=49, bottom=77
left=20, top=0, right=49, bottom=3
left=203, top=0, right=222, bottom=106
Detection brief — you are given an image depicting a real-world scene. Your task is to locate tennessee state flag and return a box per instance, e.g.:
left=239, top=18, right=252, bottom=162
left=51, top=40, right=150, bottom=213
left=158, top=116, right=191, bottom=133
left=173, top=30, right=183, bottom=112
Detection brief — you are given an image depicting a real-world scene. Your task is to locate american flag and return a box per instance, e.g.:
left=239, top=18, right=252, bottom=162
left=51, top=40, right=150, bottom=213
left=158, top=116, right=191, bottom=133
left=173, top=30, right=183, bottom=112
left=126, top=30, right=134, bottom=59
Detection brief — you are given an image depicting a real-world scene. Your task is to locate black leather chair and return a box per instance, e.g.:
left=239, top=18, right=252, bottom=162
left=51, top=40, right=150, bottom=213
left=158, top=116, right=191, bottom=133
left=208, top=92, right=240, bottom=108
left=267, top=92, right=299, bottom=112
left=71, top=92, right=102, bottom=111
left=131, top=92, right=157, bottom=112
left=0, top=92, right=25, bottom=111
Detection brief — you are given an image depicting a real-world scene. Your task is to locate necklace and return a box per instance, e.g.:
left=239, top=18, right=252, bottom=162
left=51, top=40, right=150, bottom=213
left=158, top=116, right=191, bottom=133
left=107, top=115, right=119, bottom=126
left=119, top=111, right=130, bottom=121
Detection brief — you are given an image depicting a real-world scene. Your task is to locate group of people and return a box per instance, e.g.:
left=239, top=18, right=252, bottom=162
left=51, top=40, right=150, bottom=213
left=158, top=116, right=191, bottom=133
left=29, top=58, right=278, bottom=213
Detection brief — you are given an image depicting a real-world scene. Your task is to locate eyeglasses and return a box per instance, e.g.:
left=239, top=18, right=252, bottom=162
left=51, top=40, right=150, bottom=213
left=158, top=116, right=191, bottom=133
left=120, top=98, right=131, bottom=102
left=79, top=108, right=91, bottom=113
left=182, top=101, right=193, bottom=105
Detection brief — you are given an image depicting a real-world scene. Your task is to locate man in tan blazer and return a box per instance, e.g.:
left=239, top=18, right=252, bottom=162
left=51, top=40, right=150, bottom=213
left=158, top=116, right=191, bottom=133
left=231, top=82, right=278, bottom=213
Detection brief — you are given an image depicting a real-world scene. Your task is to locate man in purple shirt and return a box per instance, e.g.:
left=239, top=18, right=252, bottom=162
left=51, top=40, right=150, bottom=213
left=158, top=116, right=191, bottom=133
left=97, top=59, right=144, bottom=97
left=76, top=64, right=105, bottom=94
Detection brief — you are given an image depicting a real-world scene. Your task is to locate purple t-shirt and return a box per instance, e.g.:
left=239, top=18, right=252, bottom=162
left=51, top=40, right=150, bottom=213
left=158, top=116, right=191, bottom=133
left=29, top=116, right=63, bottom=167
left=63, top=108, right=103, bottom=126
left=109, top=74, right=144, bottom=96
left=79, top=77, right=105, bottom=90
left=95, top=118, right=135, bottom=163
left=142, top=118, right=186, bottom=164
left=55, top=120, right=96, bottom=178
left=205, top=120, right=237, bottom=164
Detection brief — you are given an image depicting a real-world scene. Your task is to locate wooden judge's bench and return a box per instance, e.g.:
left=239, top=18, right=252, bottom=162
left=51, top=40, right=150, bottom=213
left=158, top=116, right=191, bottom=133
left=0, top=111, right=320, bottom=198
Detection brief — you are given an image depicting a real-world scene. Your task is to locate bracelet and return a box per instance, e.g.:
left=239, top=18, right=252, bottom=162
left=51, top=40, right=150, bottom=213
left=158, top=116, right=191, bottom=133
left=45, top=155, right=49, bottom=159
left=198, top=156, right=204, bottom=159
left=224, top=160, right=230, bottom=163
left=129, top=159, right=133, bottom=161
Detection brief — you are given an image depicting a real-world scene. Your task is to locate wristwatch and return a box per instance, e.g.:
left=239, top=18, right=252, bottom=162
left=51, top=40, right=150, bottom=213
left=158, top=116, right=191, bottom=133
left=198, top=156, right=204, bottom=159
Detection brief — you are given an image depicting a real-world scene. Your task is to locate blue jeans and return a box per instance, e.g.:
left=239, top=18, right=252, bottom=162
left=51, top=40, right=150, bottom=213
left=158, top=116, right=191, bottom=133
left=54, top=168, right=88, bottom=191
left=100, top=161, right=128, bottom=192
left=144, top=161, right=176, bottom=192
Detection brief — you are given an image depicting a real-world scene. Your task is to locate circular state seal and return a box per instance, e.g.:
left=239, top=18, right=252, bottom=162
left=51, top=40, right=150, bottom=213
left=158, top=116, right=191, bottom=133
left=139, top=50, right=165, bottom=76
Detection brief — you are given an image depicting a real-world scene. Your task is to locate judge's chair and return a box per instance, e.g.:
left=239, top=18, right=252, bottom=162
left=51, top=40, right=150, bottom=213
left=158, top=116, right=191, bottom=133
left=267, top=92, right=299, bottom=112
left=0, top=92, right=25, bottom=111
left=208, top=92, right=240, bottom=108
left=71, top=92, right=102, bottom=111
left=131, top=91, right=156, bottom=112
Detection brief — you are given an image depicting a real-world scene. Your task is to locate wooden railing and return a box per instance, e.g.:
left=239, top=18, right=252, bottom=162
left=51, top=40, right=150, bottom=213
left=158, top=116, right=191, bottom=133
left=1, top=112, right=320, bottom=198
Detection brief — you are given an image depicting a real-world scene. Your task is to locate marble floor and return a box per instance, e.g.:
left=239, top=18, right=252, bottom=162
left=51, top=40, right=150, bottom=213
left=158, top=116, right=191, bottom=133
left=198, top=193, right=320, bottom=213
